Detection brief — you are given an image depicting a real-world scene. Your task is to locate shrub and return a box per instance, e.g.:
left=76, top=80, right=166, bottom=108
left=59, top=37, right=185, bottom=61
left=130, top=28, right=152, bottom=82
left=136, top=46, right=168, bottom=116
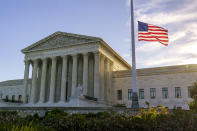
left=0, top=108, right=197, bottom=131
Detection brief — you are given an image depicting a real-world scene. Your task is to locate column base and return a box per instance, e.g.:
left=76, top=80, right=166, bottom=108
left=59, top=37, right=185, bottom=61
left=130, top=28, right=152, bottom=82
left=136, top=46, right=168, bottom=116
left=36, top=101, right=45, bottom=105
left=58, top=100, right=66, bottom=104
left=131, top=92, right=139, bottom=108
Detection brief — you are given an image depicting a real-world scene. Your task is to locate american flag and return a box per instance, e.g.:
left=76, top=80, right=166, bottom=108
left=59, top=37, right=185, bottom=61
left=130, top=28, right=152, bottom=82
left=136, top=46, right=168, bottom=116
left=138, top=21, right=168, bottom=46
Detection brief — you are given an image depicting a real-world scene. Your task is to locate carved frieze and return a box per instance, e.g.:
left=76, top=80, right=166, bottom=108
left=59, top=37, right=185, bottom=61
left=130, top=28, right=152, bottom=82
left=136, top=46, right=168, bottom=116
left=28, top=34, right=98, bottom=52
left=25, top=43, right=99, bottom=60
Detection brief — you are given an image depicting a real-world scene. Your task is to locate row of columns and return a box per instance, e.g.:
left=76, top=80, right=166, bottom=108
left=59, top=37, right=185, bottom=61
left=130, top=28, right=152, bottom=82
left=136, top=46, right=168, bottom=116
left=23, top=52, right=100, bottom=104
left=99, top=54, right=113, bottom=104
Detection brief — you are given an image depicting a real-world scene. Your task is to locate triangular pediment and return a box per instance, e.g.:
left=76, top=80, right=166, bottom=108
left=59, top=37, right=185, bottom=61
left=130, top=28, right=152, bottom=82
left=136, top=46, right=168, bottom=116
left=22, top=31, right=101, bottom=53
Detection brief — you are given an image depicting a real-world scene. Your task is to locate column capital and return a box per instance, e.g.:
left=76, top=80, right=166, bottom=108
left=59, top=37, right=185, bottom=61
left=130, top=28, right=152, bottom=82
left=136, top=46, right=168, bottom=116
left=83, top=52, right=89, bottom=56
left=33, top=59, right=39, bottom=64
left=72, top=54, right=78, bottom=57
left=61, top=55, right=68, bottom=59
left=93, top=51, right=100, bottom=56
left=24, top=60, right=30, bottom=65
left=51, top=56, right=57, bottom=60
left=41, top=57, right=48, bottom=61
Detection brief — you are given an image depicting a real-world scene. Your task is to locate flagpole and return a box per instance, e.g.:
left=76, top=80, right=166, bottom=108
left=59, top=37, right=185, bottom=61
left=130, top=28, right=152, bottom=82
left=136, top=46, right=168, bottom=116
left=130, top=0, right=139, bottom=108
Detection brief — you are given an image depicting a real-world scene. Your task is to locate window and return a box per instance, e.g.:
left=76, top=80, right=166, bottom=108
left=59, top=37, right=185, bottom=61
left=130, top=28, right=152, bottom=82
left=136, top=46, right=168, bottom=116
left=175, top=87, right=181, bottom=98
left=5, top=96, right=8, bottom=102
left=162, top=87, right=168, bottom=99
left=188, top=86, right=191, bottom=98
left=128, top=89, right=132, bottom=100
left=139, top=89, right=144, bottom=99
left=26, top=95, right=29, bottom=103
left=12, top=95, right=15, bottom=102
left=18, top=95, right=22, bottom=102
left=117, top=90, right=122, bottom=100
left=150, top=88, right=156, bottom=99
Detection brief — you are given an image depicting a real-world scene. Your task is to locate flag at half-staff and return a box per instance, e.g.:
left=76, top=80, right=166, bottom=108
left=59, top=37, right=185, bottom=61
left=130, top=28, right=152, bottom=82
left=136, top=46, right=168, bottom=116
left=138, top=21, right=169, bottom=46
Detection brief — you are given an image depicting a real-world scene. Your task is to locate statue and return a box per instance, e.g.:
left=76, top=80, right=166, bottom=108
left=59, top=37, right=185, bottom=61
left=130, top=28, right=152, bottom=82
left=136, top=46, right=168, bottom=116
left=71, top=84, right=83, bottom=99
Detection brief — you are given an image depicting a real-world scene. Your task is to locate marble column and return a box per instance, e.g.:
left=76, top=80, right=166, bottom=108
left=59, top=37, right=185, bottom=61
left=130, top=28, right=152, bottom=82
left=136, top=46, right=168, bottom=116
left=49, top=57, right=57, bottom=103
left=71, top=54, right=78, bottom=97
left=94, top=52, right=99, bottom=99
left=60, top=56, right=68, bottom=102
left=104, top=59, right=107, bottom=101
left=23, top=60, right=30, bottom=103
left=31, top=59, right=38, bottom=104
left=39, top=58, right=47, bottom=103
left=108, top=61, right=113, bottom=104
left=100, top=55, right=105, bottom=101
left=83, top=53, right=88, bottom=96
left=106, top=59, right=111, bottom=103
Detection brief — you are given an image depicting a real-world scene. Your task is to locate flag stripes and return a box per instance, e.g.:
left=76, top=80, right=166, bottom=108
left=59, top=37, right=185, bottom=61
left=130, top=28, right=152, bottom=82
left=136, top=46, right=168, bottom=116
left=138, top=21, right=169, bottom=46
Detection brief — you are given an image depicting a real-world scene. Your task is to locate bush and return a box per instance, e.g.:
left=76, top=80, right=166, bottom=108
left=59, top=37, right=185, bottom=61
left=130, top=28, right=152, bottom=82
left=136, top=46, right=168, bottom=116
left=188, top=81, right=197, bottom=112
left=0, top=108, right=197, bottom=131
left=112, top=104, right=126, bottom=107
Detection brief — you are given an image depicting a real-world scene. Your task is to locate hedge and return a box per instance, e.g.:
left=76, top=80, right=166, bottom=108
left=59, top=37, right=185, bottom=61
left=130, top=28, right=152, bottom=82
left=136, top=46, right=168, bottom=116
left=0, top=107, right=197, bottom=131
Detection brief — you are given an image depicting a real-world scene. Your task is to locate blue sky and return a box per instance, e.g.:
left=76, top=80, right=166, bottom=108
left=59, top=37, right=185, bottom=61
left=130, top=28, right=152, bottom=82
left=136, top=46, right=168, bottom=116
left=0, top=0, right=197, bottom=82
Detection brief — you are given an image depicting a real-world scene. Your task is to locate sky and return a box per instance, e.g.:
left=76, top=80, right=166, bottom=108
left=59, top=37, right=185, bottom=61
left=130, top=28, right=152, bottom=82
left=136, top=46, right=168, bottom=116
left=0, top=0, right=197, bottom=82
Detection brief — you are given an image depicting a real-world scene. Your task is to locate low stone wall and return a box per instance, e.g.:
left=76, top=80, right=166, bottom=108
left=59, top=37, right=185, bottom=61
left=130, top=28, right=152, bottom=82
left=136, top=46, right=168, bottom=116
left=0, top=107, right=140, bottom=117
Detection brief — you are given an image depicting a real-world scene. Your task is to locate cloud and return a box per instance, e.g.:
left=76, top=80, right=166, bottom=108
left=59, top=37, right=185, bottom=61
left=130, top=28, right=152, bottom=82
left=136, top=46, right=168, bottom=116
left=136, top=39, right=197, bottom=68
left=137, top=12, right=197, bottom=26
left=136, top=0, right=197, bottom=25
left=124, top=0, right=197, bottom=68
left=170, top=31, right=186, bottom=43
left=177, top=41, right=197, bottom=55
left=136, top=42, right=164, bottom=52
left=126, top=0, right=130, bottom=7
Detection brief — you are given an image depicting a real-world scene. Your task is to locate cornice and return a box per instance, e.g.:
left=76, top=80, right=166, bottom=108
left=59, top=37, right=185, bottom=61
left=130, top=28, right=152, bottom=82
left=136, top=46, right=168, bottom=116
left=99, top=40, right=131, bottom=70
left=24, top=43, right=99, bottom=60
left=113, top=64, right=197, bottom=78
left=23, top=40, right=100, bottom=53
left=21, top=31, right=101, bottom=53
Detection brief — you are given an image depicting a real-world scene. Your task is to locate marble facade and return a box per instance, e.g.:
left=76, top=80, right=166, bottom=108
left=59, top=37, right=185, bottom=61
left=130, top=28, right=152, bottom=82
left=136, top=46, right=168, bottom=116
left=0, top=31, right=195, bottom=109
left=20, top=32, right=130, bottom=106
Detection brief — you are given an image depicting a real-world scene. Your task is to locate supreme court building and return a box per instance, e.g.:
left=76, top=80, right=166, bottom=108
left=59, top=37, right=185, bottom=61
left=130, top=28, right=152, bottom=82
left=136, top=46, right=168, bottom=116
left=0, top=31, right=196, bottom=109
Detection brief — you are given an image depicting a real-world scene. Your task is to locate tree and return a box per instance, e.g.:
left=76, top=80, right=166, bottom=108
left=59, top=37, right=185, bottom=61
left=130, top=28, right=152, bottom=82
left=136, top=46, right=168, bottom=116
left=188, top=81, right=197, bottom=112
left=190, top=81, right=197, bottom=99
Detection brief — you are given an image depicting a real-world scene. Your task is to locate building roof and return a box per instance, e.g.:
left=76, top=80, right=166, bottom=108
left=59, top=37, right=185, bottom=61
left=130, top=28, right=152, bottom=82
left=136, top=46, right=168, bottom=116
left=21, top=31, right=102, bottom=53
left=113, top=64, right=197, bottom=78
left=21, top=31, right=131, bottom=69
left=0, top=79, right=31, bottom=87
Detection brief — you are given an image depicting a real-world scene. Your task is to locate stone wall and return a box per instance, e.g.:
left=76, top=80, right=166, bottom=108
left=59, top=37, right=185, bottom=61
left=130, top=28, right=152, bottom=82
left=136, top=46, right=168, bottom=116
left=0, top=79, right=31, bottom=102
left=0, top=107, right=140, bottom=117
left=112, top=64, right=197, bottom=109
